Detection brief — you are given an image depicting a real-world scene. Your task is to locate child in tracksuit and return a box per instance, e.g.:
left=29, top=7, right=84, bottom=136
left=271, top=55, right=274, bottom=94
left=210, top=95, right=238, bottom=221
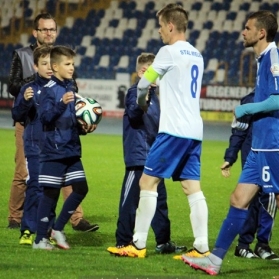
left=12, top=45, right=53, bottom=245
left=33, top=45, right=96, bottom=250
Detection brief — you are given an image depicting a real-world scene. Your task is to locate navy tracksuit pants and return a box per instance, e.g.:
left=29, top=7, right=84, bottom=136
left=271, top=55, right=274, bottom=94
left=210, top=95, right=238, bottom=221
left=115, top=167, right=170, bottom=246
left=21, top=155, right=42, bottom=233
left=21, top=155, right=56, bottom=233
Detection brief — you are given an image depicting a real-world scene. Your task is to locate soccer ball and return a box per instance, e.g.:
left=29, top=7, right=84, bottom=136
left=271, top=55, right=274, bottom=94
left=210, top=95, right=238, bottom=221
left=75, top=97, right=102, bottom=126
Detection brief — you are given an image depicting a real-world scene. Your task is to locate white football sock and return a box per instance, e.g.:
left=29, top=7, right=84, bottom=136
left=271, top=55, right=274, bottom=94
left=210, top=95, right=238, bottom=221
left=187, top=191, right=209, bottom=253
left=133, top=190, right=158, bottom=249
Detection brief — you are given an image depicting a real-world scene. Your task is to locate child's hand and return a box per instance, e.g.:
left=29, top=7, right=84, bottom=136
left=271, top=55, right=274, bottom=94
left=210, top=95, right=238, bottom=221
left=62, top=91, right=75, bottom=104
left=80, top=123, right=97, bottom=134
left=24, top=87, right=34, bottom=101
left=220, top=162, right=232, bottom=177
left=87, top=124, right=97, bottom=133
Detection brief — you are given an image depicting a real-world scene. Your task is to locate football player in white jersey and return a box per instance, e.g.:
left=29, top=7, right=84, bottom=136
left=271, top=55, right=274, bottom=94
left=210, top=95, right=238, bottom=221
left=114, top=3, right=209, bottom=259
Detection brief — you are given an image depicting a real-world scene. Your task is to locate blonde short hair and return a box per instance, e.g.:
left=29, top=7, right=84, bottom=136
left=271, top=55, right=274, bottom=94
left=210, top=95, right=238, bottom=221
left=136, top=52, right=155, bottom=72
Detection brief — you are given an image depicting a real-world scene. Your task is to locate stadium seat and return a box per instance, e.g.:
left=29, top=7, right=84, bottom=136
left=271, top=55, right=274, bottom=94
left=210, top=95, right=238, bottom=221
left=135, top=1, right=146, bottom=12
left=192, top=2, right=202, bottom=11
left=249, top=2, right=260, bottom=11
left=76, top=46, right=86, bottom=56
left=145, top=1, right=155, bottom=11
left=200, top=1, right=211, bottom=13
left=206, top=58, right=219, bottom=72
left=113, top=28, right=124, bottom=40
left=230, top=1, right=240, bottom=12
left=222, top=20, right=234, bottom=32
left=207, top=10, right=217, bottom=21
left=118, top=18, right=128, bottom=30
left=81, top=36, right=92, bottom=47
left=84, top=45, right=96, bottom=58
left=210, top=2, right=223, bottom=11
left=109, top=19, right=119, bottom=28
left=226, top=11, right=237, bottom=20
left=20, top=33, right=30, bottom=46
left=104, top=27, right=115, bottom=39
left=97, top=55, right=110, bottom=68
left=74, top=54, right=82, bottom=67
left=116, top=55, right=129, bottom=69
left=239, top=2, right=250, bottom=11
left=65, top=17, right=75, bottom=28
left=203, top=21, right=213, bottom=30
left=127, top=18, right=137, bottom=30
left=1, top=0, right=278, bottom=86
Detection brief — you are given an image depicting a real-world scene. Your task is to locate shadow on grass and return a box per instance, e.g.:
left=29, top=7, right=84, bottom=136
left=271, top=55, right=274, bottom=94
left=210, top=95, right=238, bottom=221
left=67, top=231, right=112, bottom=247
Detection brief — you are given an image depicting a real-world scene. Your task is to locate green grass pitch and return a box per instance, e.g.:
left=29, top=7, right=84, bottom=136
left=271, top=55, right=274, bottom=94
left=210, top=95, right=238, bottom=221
left=0, top=128, right=279, bottom=279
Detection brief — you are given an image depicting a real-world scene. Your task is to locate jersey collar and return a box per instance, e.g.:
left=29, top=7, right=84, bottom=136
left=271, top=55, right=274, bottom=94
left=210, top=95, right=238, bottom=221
left=257, top=42, right=277, bottom=60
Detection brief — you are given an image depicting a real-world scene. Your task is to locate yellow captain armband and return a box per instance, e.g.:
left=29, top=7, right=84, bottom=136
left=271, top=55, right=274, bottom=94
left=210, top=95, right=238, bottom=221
left=143, top=65, right=159, bottom=83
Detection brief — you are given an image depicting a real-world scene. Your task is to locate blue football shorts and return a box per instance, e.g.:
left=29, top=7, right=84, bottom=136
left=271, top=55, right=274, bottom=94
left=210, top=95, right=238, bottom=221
left=239, top=150, right=279, bottom=194
left=144, top=133, right=201, bottom=181
left=39, top=157, right=86, bottom=189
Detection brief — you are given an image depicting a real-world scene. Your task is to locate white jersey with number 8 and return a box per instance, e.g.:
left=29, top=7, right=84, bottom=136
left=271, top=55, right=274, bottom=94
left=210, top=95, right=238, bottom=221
left=152, top=41, right=204, bottom=140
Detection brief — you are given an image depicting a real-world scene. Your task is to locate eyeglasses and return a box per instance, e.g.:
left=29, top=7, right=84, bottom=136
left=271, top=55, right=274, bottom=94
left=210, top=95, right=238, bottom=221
left=36, top=28, right=57, bottom=34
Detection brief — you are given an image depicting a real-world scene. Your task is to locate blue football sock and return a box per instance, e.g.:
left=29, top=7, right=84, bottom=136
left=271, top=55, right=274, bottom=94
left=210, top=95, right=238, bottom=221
left=35, top=195, right=56, bottom=243
left=53, top=192, right=84, bottom=231
left=212, top=206, right=248, bottom=259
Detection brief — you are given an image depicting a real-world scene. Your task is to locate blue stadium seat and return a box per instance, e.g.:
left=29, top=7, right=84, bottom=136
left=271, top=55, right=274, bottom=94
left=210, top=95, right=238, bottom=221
left=46, top=1, right=56, bottom=14
left=272, top=3, right=279, bottom=12
left=210, top=2, right=222, bottom=11
left=226, top=11, right=237, bottom=20
left=239, top=2, right=250, bottom=11
left=109, top=19, right=119, bottom=28
left=188, top=20, right=194, bottom=30
left=20, top=0, right=29, bottom=8
left=191, top=2, right=202, bottom=10
left=221, top=2, right=231, bottom=11
left=111, top=38, right=122, bottom=47
left=86, top=9, right=96, bottom=19
left=203, top=21, right=213, bottom=30
left=128, top=1, right=137, bottom=10
left=76, top=46, right=86, bottom=56
left=260, top=3, right=271, bottom=10
left=72, top=18, right=85, bottom=31
left=190, top=30, right=200, bottom=40
left=203, top=71, right=215, bottom=84
left=145, top=1, right=155, bottom=11
left=96, top=9, right=105, bottom=19
left=119, top=1, right=128, bottom=9
left=24, top=8, right=33, bottom=18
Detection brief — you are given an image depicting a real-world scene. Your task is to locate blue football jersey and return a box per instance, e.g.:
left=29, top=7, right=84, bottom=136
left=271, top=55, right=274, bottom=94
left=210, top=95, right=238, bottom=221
left=252, top=43, right=279, bottom=150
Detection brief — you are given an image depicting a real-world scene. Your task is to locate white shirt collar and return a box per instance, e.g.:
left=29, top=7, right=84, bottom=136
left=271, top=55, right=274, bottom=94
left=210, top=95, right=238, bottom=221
left=257, top=42, right=277, bottom=60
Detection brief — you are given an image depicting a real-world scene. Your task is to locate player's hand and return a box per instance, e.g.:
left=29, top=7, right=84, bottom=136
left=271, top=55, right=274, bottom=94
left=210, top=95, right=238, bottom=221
left=220, top=161, right=231, bottom=177
left=62, top=91, right=75, bottom=104
left=23, top=87, right=34, bottom=101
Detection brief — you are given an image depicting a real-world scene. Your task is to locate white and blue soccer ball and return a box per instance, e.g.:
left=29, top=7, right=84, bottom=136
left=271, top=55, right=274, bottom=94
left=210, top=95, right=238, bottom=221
left=75, top=97, right=102, bottom=126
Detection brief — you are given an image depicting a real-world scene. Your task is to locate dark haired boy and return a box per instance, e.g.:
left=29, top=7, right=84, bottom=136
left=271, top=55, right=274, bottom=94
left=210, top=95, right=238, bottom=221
left=12, top=45, right=53, bottom=245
